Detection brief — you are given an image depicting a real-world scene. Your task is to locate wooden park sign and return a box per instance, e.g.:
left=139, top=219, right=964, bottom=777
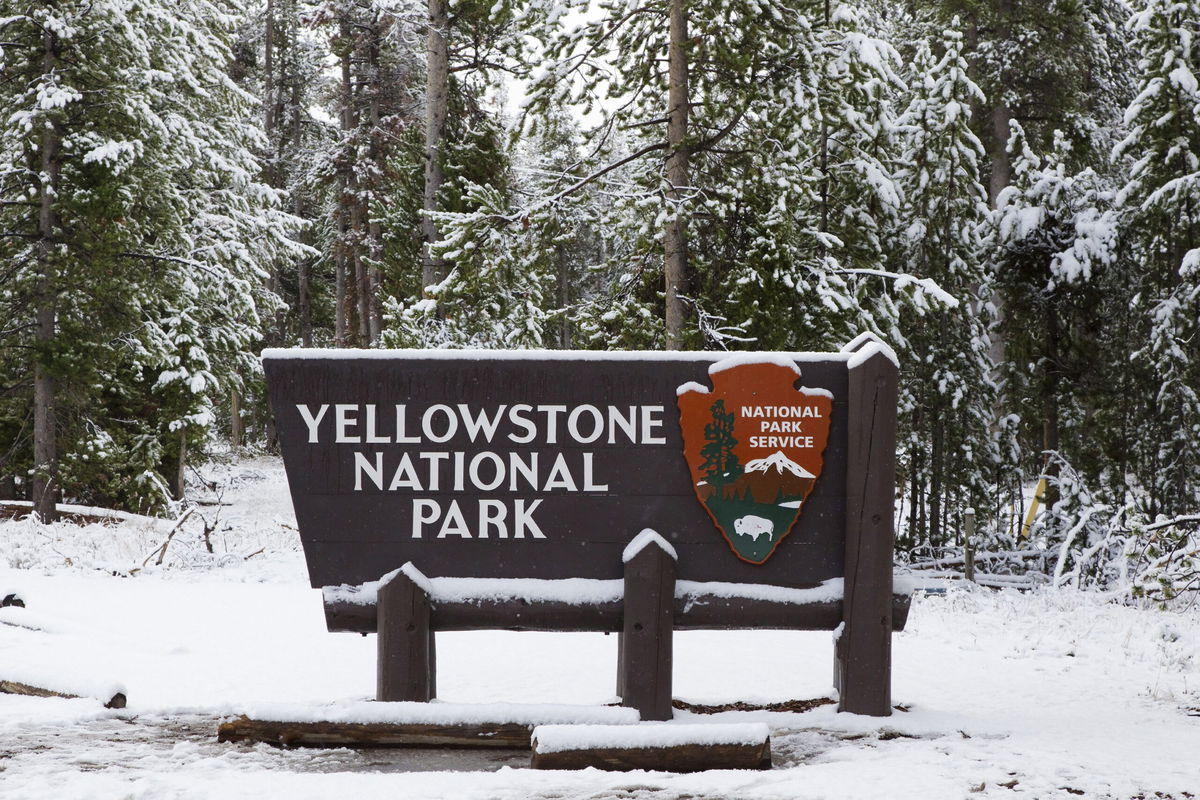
left=263, top=334, right=907, bottom=720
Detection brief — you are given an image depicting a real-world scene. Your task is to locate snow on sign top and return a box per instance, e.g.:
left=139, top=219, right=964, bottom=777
left=261, top=347, right=852, bottom=363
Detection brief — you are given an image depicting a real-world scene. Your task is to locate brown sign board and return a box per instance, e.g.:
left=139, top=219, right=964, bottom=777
left=264, top=343, right=902, bottom=718
left=263, top=351, right=858, bottom=591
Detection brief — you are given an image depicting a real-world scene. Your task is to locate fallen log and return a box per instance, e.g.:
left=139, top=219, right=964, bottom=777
left=0, top=679, right=126, bottom=709
left=217, top=716, right=534, bottom=748
left=530, top=723, right=771, bottom=772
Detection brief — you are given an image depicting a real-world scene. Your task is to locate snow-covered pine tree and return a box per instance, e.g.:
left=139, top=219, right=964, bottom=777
left=991, top=120, right=1129, bottom=548
left=0, top=0, right=303, bottom=513
left=892, top=26, right=998, bottom=550
left=1113, top=0, right=1200, bottom=518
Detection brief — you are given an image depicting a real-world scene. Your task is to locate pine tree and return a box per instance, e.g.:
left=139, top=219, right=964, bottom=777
left=1112, top=0, right=1200, bottom=517
left=893, top=26, right=998, bottom=549
left=0, top=0, right=302, bottom=513
left=700, top=400, right=742, bottom=488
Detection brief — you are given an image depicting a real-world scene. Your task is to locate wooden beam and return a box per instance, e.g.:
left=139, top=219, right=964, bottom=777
left=531, top=724, right=771, bottom=772
left=837, top=343, right=898, bottom=716
left=324, top=592, right=911, bottom=635
left=0, top=679, right=125, bottom=709
left=217, top=716, right=532, bottom=749
left=618, top=537, right=676, bottom=721
left=377, top=567, right=435, bottom=702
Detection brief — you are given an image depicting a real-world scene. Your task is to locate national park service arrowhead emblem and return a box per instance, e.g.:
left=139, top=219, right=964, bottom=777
left=677, top=356, right=833, bottom=565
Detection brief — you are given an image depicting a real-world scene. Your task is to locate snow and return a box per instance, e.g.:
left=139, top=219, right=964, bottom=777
left=745, top=451, right=816, bottom=479
left=622, top=529, right=678, bottom=563
left=2, top=456, right=1199, bottom=799
left=532, top=722, right=769, bottom=753
left=675, top=578, right=844, bottom=605
left=706, top=352, right=803, bottom=376
left=236, top=700, right=638, bottom=727
left=325, top=574, right=625, bottom=607
left=846, top=340, right=900, bottom=370
left=263, top=348, right=851, bottom=364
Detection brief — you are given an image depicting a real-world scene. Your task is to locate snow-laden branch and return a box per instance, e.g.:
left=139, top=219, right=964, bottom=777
left=833, top=268, right=959, bottom=308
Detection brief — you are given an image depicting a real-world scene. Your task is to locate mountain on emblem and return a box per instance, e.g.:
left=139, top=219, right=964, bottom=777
left=678, top=356, right=833, bottom=565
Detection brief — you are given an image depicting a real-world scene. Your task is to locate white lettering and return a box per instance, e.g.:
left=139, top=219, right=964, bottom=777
left=394, top=405, right=420, bottom=443
left=335, top=404, right=360, bottom=443
left=507, top=404, right=537, bottom=444
left=419, top=452, right=448, bottom=490
left=388, top=452, right=422, bottom=491
left=607, top=406, right=637, bottom=444
left=513, top=499, right=545, bottom=538
left=582, top=452, right=609, bottom=491
left=567, top=405, right=604, bottom=444
left=468, top=451, right=505, bottom=491
left=354, top=451, right=384, bottom=490
left=478, top=499, right=507, bottom=539
left=422, top=404, right=458, bottom=443
left=458, top=404, right=505, bottom=443
left=509, top=452, right=538, bottom=491
left=297, top=404, right=328, bottom=443
left=453, top=451, right=465, bottom=491
left=543, top=453, right=577, bottom=491
left=412, top=499, right=440, bottom=537
left=642, top=405, right=666, bottom=444
left=537, top=405, right=567, bottom=444
left=364, top=405, right=389, bottom=443
left=438, top=500, right=471, bottom=537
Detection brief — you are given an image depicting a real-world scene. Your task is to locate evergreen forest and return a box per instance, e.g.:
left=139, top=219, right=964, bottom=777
left=1, top=0, right=1198, bottom=600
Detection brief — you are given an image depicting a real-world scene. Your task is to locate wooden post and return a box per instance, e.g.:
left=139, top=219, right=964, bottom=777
left=837, top=340, right=898, bottom=716
left=619, top=538, right=675, bottom=721
left=964, top=508, right=976, bottom=583
left=377, top=568, right=436, bottom=702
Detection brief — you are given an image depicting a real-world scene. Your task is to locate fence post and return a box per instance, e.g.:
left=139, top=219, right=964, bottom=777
left=964, top=508, right=976, bottom=583
left=619, top=535, right=676, bottom=721
left=377, top=566, right=436, bottom=702
left=837, top=341, right=897, bottom=717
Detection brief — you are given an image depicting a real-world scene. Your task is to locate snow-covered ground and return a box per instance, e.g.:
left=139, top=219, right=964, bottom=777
left=1, top=457, right=1198, bottom=799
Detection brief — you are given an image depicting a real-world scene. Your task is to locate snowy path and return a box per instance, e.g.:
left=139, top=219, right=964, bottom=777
left=1, top=458, right=1198, bottom=799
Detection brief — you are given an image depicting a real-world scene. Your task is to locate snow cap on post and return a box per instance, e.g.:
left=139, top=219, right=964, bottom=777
left=841, top=332, right=899, bottom=370
left=622, top=529, right=678, bottom=564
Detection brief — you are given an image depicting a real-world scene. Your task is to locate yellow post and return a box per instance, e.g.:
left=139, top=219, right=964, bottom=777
left=1019, top=477, right=1047, bottom=540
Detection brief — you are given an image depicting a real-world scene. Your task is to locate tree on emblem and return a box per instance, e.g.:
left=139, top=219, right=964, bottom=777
left=700, top=399, right=742, bottom=491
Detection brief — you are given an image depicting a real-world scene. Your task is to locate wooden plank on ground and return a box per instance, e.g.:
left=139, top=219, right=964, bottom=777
left=216, top=716, right=534, bottom=748
left=0, top=679, right=126, bottom=709
left=530, top=723, right=771, bottom=772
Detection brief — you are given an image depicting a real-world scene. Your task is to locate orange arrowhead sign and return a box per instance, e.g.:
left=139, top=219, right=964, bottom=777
left=677, top=356, right=833, bottom=565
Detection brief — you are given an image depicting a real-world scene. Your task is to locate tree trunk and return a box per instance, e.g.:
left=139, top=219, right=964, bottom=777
left=32, top=27, right=61, bottom=524
left=663, top=0, right=690, bottom=350
left=264, top=0, right=277, bottom=142
left=175, top=429, right=187, bottom=501
left=422, top=0, right=450, bottom=289
left=989, top=102, right=1012, bottom=206
left=293, top=84, right=313, bottom=347
left=366, top=18, right=384, bottom=343
left=557, top=244, right=571, bottom=349
left=336, top=19, right=355, bottom=346
left=230, top=390, right=243, bottom=449
left=930, top=413, right=944, bottom=546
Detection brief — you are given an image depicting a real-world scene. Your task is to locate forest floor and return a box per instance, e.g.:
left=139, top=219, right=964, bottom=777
left=0, top=457, right=1198, bottom=799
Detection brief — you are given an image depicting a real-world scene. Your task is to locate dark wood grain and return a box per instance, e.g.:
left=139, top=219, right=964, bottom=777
left=530, top=738, right=771, bottom=772
left=837, top=344, right=898, bottom=717
left=377, top=570, right=435, bottom=702
left=323, top=591, right=911, bottom=633
left=217, top=716, right=532, bottom=748
left=618, top=540, right=676, bottom=720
